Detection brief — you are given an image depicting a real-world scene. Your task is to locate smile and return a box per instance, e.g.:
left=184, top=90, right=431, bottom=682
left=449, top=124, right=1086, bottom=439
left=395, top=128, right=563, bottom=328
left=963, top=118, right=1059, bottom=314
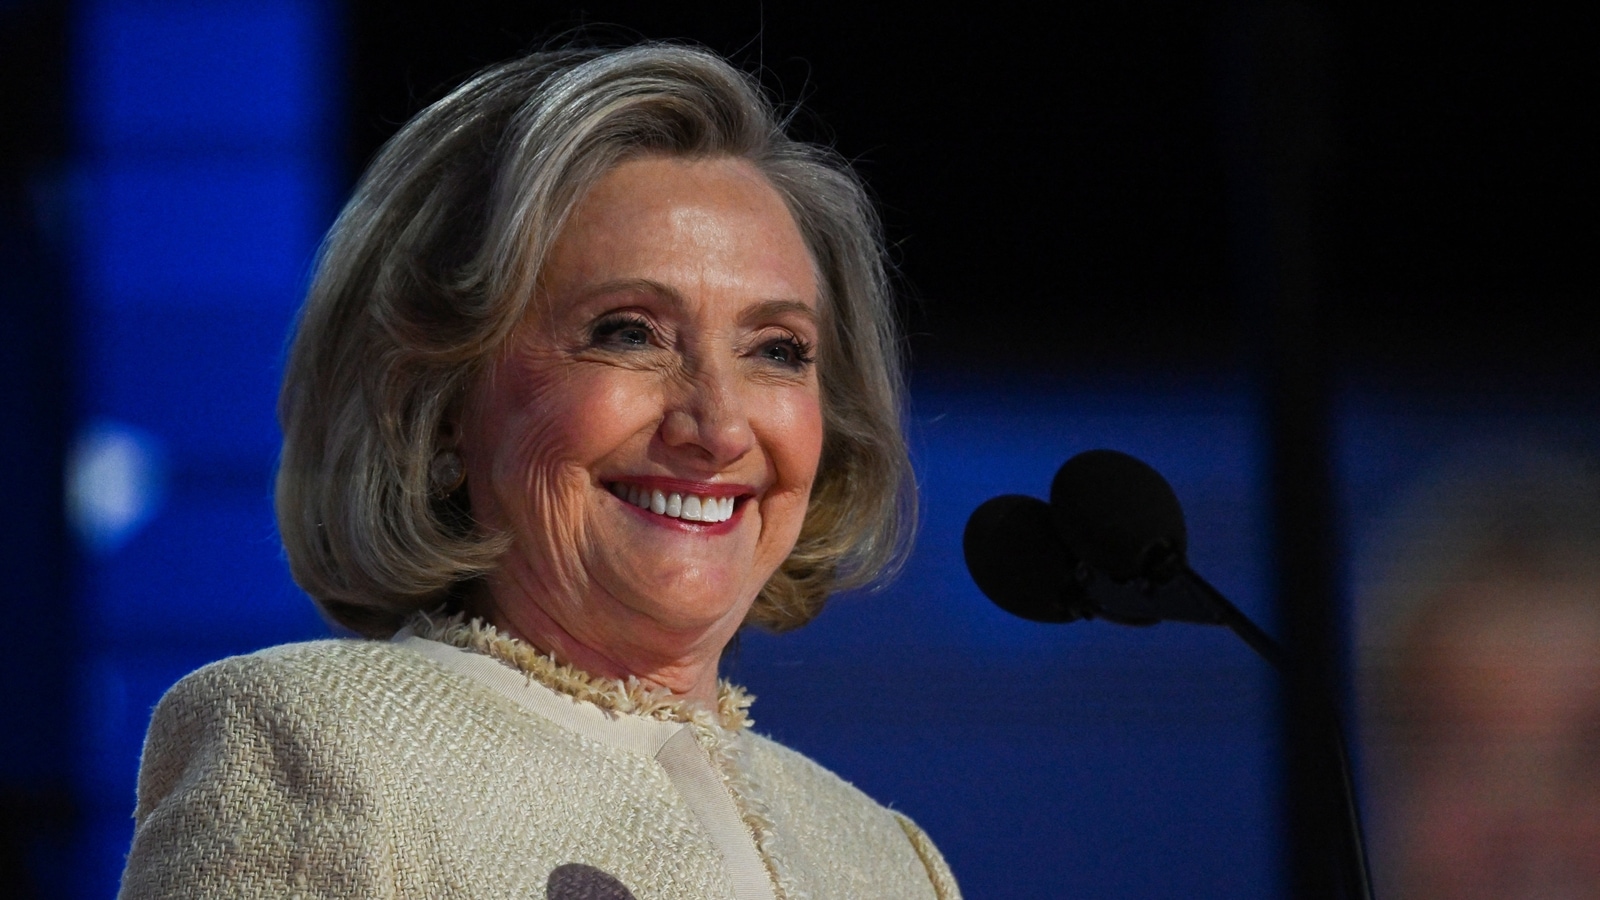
left=607, top=482, right=738, bottom=524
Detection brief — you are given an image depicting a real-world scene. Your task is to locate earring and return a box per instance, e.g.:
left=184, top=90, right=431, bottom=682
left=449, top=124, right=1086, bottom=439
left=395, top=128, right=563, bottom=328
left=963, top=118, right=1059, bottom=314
left=429, top=449, right=465, bottom=495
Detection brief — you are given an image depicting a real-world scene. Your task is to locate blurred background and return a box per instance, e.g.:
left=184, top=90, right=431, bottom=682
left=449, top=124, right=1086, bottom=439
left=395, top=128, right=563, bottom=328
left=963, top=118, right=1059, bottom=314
left=1, top=1, right=1592, bottom=897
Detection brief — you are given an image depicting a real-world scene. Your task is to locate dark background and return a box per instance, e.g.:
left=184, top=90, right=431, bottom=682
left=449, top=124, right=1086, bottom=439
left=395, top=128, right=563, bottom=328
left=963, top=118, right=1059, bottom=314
left=346, top=1, right=1590, bottom=378
left=2, top=1, right=1593, bottom=897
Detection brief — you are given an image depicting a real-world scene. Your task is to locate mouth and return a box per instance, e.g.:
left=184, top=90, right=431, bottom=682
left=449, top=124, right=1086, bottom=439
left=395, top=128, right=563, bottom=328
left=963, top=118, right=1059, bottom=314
left=606, top=481, right=742, bottom=525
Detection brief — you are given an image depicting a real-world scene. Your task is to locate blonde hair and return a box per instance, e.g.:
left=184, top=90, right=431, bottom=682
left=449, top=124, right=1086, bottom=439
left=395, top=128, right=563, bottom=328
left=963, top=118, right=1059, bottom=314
left=277, top=43, right=913, bottom=637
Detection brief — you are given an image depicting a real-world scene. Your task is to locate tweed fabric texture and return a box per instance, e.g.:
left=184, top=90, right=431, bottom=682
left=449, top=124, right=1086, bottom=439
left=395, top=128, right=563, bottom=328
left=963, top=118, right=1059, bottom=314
left=119, top=630, right=960, bottom=899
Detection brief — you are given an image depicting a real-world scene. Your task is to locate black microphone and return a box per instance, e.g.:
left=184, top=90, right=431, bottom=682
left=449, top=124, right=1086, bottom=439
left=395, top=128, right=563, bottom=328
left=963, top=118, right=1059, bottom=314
left=1050, top=449, right=1186, bottom=583
left=961, top=494, right=1087, bottom=623
left=1051, top=450, right=1223, bottom=625
left=962, top=449, right=1223, bottom=626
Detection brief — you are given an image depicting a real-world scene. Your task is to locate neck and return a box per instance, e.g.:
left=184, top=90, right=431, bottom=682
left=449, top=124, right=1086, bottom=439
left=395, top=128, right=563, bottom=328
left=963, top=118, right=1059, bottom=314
left=468, top=578, right=731, bottom=710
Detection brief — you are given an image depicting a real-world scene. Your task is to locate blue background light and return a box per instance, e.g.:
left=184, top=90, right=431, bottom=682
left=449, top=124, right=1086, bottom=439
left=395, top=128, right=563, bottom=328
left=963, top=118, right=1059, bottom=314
left=63, top=0, right=338, bottom=894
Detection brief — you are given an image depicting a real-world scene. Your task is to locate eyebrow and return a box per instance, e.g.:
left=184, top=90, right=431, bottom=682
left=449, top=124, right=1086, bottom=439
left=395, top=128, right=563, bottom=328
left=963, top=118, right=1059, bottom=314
left=738, top=299, right=819, bottom=328
left=576, top=278, right=685, bottom=307
left=576, top=279, right=819, bottom=326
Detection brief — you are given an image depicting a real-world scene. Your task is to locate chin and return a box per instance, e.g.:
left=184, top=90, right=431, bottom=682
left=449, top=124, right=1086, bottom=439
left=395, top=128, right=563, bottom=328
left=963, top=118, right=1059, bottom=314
left=612, top=577, right=755, bottom=635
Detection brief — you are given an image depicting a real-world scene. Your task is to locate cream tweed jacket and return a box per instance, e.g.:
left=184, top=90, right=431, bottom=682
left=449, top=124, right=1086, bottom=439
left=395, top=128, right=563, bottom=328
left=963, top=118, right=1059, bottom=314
left=118, top=615, right=961, bottom=899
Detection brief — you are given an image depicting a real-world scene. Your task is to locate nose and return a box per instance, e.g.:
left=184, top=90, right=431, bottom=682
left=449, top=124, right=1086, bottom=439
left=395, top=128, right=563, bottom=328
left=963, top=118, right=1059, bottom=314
left=659, top=361, right=754, bottom=466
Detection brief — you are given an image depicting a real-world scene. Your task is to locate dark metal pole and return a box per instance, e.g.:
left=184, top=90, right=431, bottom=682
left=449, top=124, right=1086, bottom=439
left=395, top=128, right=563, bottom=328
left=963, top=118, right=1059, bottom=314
left=1219, top=2, right=1357, bottom=897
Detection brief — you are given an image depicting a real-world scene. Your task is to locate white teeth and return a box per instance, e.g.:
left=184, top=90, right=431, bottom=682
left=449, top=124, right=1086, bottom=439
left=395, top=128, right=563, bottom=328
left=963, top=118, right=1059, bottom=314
left=611, top=483, right=736, bottom=524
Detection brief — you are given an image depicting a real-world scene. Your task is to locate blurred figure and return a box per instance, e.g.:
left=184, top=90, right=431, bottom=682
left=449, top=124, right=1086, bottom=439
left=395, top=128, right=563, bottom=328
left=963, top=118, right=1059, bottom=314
left=1357, top=443, right=1600, bottom=900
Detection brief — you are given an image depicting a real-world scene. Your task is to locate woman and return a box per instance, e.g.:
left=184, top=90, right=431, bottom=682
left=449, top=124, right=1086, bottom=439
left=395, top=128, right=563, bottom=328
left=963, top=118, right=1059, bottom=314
left=118, top=43, right=959, bottom=899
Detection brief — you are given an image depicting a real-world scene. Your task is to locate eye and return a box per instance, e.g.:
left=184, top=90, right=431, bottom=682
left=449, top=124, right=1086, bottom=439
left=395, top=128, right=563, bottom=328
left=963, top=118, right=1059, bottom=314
left=590, top=314, right=655, bottom=349
left=756, top=334, right=816, bottom=369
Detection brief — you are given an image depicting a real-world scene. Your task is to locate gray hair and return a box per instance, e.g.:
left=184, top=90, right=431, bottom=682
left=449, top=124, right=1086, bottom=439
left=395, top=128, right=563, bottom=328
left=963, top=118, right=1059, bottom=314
left=276, top=43, right=914, bottom=637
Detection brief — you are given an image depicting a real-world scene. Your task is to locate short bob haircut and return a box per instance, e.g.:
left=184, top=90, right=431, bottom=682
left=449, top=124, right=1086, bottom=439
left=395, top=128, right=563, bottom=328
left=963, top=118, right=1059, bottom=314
left=277, top=43, right=914, bottom=638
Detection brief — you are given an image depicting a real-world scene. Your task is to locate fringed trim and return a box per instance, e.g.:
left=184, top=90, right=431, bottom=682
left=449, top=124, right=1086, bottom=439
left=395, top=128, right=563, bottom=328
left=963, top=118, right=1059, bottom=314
left=407, top=611, right=803, bottom=900
left=407, top=611, right=810, bottom=898
left=406, top=610, right=754, bottom=731
left=704, top=722, right=810, bottom=900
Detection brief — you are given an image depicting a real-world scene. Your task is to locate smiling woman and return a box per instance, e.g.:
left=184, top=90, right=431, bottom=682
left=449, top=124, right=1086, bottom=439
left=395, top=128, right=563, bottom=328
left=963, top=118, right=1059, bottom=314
left=460, top=157, right=826, bottom=705
left=117, top=43, right=954, bottom=900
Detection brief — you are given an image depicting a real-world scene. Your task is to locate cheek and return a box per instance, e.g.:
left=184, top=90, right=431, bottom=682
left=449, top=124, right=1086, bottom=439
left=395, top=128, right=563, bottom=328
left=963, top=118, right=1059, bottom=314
left=755, top=389, right=825, bottom=567
left=767, top=390, right=825, bottom=493
left=463, top=366, right=658, bottom=529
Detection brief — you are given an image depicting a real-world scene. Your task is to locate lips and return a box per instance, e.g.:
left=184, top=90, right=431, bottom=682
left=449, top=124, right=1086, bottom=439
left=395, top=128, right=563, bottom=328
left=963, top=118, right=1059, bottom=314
left=607, top=482, right=739, bottom=524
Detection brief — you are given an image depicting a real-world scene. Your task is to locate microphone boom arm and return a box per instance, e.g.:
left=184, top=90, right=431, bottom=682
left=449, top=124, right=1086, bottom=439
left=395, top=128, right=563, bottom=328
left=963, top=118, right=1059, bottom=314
left=964, top=448, right=1377, bottom=899
left=1181, top=570, right=1375, bottom=900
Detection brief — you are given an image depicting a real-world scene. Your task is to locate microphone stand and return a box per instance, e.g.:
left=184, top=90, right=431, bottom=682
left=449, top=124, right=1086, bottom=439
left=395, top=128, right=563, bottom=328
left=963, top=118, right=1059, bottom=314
left=1176, top=569, right=1375, bottom=900
left=965, top=484, right=1376, bottom=897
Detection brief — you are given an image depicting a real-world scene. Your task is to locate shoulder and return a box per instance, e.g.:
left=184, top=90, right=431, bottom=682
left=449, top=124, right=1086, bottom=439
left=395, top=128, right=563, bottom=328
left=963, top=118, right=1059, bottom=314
left=151, top=637, right=516, bottom=733
left=139, top=636, right=632, bottom=799
left=123, top=639, right=457, bottom=897
left=160, top=636, right=442, bottom=701
left=741, top=732, right=962, bottom=899
left=145, top=635, right=553, bottom=748
left=147, top=641, right=414, bottom=746
left=742, top=730, right=887, bottom=818
left=135, top=638, right=510, bottom=807
left=134, top=641, right=415, bottom=798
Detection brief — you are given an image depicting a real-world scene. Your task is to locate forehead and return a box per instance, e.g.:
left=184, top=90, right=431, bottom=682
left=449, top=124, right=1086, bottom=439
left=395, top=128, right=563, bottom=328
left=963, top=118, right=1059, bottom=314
left=538, top=155, right=820, bottom=304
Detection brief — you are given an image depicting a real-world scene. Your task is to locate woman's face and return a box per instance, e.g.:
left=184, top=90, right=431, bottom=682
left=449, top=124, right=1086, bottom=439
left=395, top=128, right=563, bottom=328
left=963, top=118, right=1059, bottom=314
left=458, top=155, right=824, bottom=674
